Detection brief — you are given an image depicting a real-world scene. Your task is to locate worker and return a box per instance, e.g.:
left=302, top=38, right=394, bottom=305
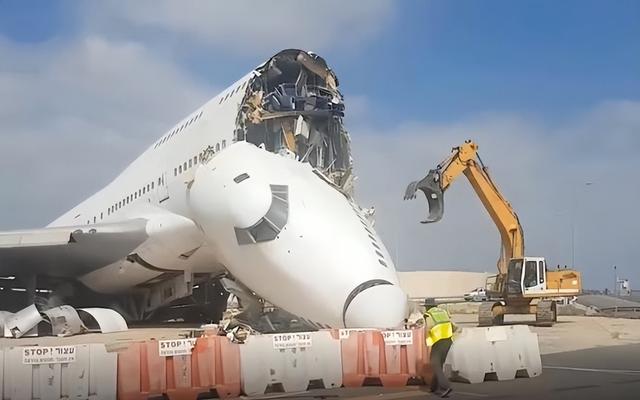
left=423, top=298, right=455, bottom=398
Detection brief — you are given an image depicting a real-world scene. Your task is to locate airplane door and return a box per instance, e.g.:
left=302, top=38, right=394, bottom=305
left=158, top=172, right=170, bottom=204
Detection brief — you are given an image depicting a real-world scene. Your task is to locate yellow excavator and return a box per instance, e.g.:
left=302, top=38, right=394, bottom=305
left=404, top=140, right=581, bottom=326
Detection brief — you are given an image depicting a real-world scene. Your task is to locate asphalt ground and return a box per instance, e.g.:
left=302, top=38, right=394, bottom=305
left=238, top=343, right=640, bottom=400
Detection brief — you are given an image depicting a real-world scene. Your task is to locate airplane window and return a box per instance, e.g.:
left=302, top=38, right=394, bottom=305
left=219, top=97, right=223, bottom=104
left=142, top=187, right=146, bottom=194
left=147, top=184, right=150, bottom=191
left=234, top=173, right=250, bottom=183
left=193, top=156, right=197, bottom=165
left=134, top=192, right=137, bottom=199
left=158, top=177, right=161, bottom=185
left=179, top=165, right=182, bottom=173
left=183, top=162, right=187, bottom=171
left=151, top=182, right=154, bottom=189
left=87, top=220, right=89, bottom=225
left=216, top=143, right=220, bottom=152
left=189, top=159, right=193, bottom=168
left=174, top=168, right=177, bottom=176
left=222, top=140, right=226, bottom=148
left=93, top=216, right=96, bottom=223
left=100, top=212, right=103, bottom=220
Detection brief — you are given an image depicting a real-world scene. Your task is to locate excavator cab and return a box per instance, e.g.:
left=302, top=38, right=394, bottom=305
left=506, top=257, right=547, bottom=297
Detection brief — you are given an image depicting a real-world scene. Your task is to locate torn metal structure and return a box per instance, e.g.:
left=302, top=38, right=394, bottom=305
left=1, top=304, right=127, bottom=338
left=236, top=49, right=354, bottom=194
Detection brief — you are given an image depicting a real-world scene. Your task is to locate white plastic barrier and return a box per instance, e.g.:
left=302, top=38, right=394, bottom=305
left=1, top=343, right=117, bottom=400
left=240, top=331, right=342, bottom=395
left=444, top=325, right=542, bottom=383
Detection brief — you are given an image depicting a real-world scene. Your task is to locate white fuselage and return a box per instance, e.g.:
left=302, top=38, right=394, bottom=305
left=47, top=55, right=408, bottom=329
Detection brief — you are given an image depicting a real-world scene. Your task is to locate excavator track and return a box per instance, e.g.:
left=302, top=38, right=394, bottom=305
left=536, top=300, right=557, bottom=327
left=478, top=302, right=504, bottom=327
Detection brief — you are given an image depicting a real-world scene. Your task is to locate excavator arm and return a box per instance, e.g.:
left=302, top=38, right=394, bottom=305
left=404, top=140, right=524, bottom=275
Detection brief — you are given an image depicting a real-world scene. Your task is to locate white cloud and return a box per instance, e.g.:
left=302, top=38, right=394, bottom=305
left=0, top=36, right=210, bottom=228
left=350, top=101, right=640, bottom=290
left=81, top=0, right=395, bottom=54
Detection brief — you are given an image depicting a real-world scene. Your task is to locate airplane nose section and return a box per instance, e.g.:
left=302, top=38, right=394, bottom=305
left=343, top=281, right=408, bottom=329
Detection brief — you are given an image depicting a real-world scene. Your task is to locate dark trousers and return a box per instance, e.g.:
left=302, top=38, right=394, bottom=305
left=430, top=338, right=452, bottom=393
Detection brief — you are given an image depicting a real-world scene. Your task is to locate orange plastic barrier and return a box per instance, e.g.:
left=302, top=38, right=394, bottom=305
left=380, top=327, right=430, bottom=386
left=117, top=335, right=241, bottom=400
left=340, top=328, right=431, bottom=387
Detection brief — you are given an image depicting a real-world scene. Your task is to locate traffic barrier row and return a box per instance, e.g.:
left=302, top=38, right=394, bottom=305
left=1, top=343, right=117, bottom=400
left=444, top=325, right=542, bottom=383
left=0, top=325, right=542, bottom=399
left=114, top=329, right=431, bottom=398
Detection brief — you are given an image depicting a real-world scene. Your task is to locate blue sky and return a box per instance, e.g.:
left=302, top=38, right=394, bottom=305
left=2, top=1, right=637, bottom=125
left=0, top=1, right=638, bottom=289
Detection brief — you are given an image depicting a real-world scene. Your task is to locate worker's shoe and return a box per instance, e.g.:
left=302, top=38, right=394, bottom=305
left=439, top=388, right=452, bottom=398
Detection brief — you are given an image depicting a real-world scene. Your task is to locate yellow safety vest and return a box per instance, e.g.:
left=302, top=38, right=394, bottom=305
left=425, top=307, right=453, bottom=347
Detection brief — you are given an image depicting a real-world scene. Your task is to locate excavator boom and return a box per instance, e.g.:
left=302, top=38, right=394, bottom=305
left=405, top=140, right=524, bottom=275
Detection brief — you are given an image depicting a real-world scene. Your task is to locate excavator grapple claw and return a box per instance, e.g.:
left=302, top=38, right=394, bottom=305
left=404, top=169, right=444, bottom=224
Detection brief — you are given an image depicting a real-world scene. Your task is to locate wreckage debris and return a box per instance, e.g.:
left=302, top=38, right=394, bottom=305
left=0, top=304, right=128, bottom=338
left=236, top=49, right=354, bottom=193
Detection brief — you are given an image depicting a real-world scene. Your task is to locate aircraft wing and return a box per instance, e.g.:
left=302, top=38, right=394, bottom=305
left=0, top=219, right=148, bottom=277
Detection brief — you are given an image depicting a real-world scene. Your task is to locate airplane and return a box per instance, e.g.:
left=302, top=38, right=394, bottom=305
left=0, top=49, right=408, bottom=330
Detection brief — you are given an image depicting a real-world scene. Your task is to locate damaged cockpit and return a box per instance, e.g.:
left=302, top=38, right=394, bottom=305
left=235, top=49, right=353, bottom=192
